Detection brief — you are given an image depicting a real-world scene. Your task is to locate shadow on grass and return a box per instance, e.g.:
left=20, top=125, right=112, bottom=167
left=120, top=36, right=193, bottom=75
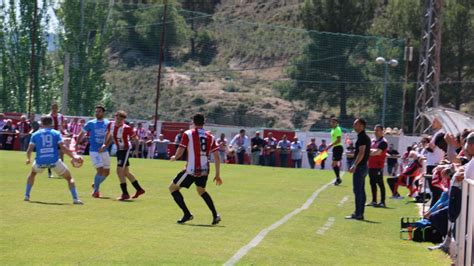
left=181, top=223, right=226, bottom=228
left=359, top=219, right=381, bottom=224
left=29, top=201, right=70, bottom=206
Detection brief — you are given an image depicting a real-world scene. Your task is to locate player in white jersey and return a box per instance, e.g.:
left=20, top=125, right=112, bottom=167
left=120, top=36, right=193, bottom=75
left=169, top=113, right=222, bottom=225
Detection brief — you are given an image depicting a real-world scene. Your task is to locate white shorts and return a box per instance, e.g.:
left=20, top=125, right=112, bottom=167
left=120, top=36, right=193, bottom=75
left=33, top=160, right=68, bottom=176
left=89, top=152, right=111, bottom=169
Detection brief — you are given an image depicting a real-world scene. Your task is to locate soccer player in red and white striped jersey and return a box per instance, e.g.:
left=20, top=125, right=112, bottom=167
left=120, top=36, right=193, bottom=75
left=169, top=113, right=222, bottom=225
left=101, top=110, right=145, bottom=201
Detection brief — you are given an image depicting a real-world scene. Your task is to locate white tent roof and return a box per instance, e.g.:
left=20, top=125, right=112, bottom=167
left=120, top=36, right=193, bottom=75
left=423, top=107, right=474, bottom=135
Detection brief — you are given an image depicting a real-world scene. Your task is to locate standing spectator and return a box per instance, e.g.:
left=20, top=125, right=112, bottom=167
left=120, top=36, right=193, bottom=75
left=346, top=118, right=371, bottom=220
left=145, top=124, right=156, bottom=159
left=1, top=120, right=18, bottom=150
left=68, top=117, right=82, bottom=141
left=318, top=139, right=328, bottom=169
left=386, top=144, right=399, bottom=176
left=306, top=138, right=318, bottom=169
left=326, top=117, right=344, bottom=185
left=250, top=131, right=265, bottom=165
left=264, top=132, right=277, bottom=166
left=154, top=134, right=170, bottom=160
left=367, top=125, right=388, bottom=208
left=426, top=117, right=445, bottom=208
left=291, top=137, right=303, bottom=168
left=216, top=133, right=227, bottom=164
left=175, top=129, right=187, bottom=161
left=345, top=141, right=355, bottom=170
left=277, top=135, right=291, bottom=167
left=230, top=129, right=249, bottom=165
left=17, top=115, right=31, bottom=151
left=29, top=114, right=40, bottom=134
left=0, top=113, right=5, bottom=148
left=135, top=122, right=147, bottom=158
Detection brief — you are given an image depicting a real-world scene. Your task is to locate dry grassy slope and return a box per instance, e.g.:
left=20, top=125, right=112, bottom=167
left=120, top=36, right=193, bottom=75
left=104, top=65, right=320, bottom=129
left=104, top=1, right=318, bottom=129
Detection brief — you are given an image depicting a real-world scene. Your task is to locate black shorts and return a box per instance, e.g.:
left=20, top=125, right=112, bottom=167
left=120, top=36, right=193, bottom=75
left=173, top=170, right=208, bottom=188
left=332, top=146, right=343, bottom=161
left=117, top=149, right=131, bottom=167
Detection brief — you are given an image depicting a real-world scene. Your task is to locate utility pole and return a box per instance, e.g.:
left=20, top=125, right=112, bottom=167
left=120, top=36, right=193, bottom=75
left=153, top=0, right=168, bottom=136
left=401, top=38, right=412, bottom=133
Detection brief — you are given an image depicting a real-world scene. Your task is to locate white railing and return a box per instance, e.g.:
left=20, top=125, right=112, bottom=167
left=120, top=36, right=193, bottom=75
left=456, top=178, right=474, bottom=266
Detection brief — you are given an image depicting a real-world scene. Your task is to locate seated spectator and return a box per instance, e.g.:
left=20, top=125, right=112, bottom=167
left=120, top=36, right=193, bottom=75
left=388, top=151, right=422, bottom=199
left=154, top=134, right=170, bottom=160
left=1, top=120, right=18, bottom=150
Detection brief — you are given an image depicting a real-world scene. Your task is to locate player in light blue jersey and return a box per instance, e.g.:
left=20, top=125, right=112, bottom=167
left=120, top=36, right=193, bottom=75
left=76, top=105, right=110, bottom=198
left=25, top=115, right=84, bottom=204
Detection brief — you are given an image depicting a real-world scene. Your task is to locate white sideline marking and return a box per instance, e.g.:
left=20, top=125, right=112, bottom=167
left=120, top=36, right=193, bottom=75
left=316, top=217, right=336, bottom=235
left=224, top=174, right=344, bottom=266
left=337, top=196, right=349, bottom=207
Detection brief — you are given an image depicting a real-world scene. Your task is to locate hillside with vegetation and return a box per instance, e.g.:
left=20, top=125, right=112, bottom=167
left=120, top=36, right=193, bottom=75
left=1, top=0, right=472, bottom=130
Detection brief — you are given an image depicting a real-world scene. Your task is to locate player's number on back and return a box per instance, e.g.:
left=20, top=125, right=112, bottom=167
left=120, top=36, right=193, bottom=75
left=41, top=134, right=53, bottom=147
left=199, top=137, right=207, bottom=152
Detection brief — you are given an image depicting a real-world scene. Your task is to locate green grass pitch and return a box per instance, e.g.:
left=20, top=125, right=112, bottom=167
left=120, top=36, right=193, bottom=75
left=0, top=151, right=450, bottom=265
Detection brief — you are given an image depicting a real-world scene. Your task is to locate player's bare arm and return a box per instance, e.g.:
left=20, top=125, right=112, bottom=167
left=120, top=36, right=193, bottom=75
left=212, top=150, right=222, bottom=185
left=171, top=146, right=185, bottom=161
left=26, top=143, right=35, bottom=164
left=349, top=145, right=366, bottom=173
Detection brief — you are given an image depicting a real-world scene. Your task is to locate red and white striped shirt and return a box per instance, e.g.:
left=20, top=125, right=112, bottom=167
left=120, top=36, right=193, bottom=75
left=180, top=128, right=219, bottom=177
left=68, top=122, right=82, bottom=136
left=107, top=122, right=135, bottom=150
left=50, top=113, right=64, bottom=131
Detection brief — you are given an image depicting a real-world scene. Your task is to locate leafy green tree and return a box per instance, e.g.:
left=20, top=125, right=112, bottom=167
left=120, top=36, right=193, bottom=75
left=56, top=0, right=112, bottom=115
left=290, top=0, right=378, bottom=123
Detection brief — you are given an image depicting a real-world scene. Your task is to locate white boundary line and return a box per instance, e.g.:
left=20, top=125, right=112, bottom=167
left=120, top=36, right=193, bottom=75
left=224, top=174, right=344, bottom=266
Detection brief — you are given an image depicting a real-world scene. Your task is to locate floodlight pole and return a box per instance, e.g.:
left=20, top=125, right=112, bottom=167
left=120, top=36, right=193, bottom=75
left=153, top=0, right=168, bottom=136
left=28, top=0, right=38, bottom=116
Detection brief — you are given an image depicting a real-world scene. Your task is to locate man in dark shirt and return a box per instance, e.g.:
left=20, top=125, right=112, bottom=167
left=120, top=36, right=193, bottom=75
left=346, top=118, right=371, bottom=220
left=251, top=131, right=265, bottom=166
left=386, top=144, right=399, bottom=176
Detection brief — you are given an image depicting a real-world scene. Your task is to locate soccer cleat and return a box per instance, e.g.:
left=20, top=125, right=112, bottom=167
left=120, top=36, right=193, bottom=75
left=73, top=199, right=84, bottom=205
left=377, top=202, right=386, bottom=208
left=92, top=191, right=101, bottom=198
left=24, top=196, right=30, bottom=201
left=117, top=194, right=130, bottom=201
left=212, top=214, right=221, bottom=225
left=365, top=201, right=377, bottom=207
left=333, top=178, right=342, bottom=186
left=132, top=189, right=145, bottom=199
left=177, top=214, right=194, bottom=224
left=390, top=195, right=404, bottom=199
left=345, top=214, right=364, bottom=220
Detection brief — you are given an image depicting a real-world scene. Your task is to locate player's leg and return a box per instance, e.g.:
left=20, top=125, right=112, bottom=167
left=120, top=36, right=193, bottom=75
left=124, top=167, right=145, bottom=198
left=332, top=146, right=342, bottom=185
left=169, top=171, right=193, bottom=223
left=376, top=169, right=386, bottom=207
left=56, top=161, right=83, bottom=204
left=195, top=177, right=221, bottom=225
left=90, top=152, right=105, bottom=197
left=24, top=168, right=39, bottom=201
left=367, top=169, right=378, bottom=206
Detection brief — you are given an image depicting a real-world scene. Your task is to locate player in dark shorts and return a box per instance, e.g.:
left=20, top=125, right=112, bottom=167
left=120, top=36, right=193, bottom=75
left=169, top=114, right=223, bottom=225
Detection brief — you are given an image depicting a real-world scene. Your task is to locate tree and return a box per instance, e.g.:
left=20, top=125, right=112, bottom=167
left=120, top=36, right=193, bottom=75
left=290, top=0, right=378, bottom=123
left=0, top=0, right=52, bottom=113
left=440, top=0, right=474, bottom=110
left=56, top=0, right=112, bottom=115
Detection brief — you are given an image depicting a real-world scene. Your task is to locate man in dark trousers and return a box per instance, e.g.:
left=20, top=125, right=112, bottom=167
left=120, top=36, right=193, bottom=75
left=346, top=118, right=371, bottom=220
left=367, top=125, right=388, bottom=208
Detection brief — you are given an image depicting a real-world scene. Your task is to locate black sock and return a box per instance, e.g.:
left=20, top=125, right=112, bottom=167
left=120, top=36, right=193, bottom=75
left=171, top=191, right=191, bottom=216
left=201, top=192, right=218, bottom=218
left=120, top=183, right=129, bottom=195
left=48, top=168, right=52, bottom=175
left=131, top=180, right=143, bottom=191
left=333, top=166, right=340, bottom=179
